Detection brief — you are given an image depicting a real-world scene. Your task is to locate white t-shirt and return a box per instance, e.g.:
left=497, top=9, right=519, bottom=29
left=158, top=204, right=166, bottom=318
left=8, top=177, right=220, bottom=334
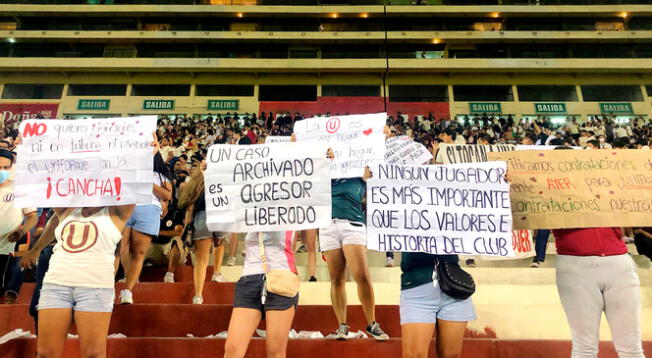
left=242, top=231, right=296, bottom=277
left=0, top=183, right=36, bottom=255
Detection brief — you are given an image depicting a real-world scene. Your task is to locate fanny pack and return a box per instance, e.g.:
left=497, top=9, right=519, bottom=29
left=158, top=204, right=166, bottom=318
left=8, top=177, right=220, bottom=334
left=258, top=232, right=300, bottom=300
left=434, top=260, right=475, bottom=300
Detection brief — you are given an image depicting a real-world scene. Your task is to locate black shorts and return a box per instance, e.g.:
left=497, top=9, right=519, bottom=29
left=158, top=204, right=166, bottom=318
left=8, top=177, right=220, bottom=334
left=233, top=274, right=298, bottom=318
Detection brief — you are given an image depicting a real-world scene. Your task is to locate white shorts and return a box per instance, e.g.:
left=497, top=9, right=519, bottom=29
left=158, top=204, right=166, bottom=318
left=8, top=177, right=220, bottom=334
left=319, top=219, right=366, bottom=252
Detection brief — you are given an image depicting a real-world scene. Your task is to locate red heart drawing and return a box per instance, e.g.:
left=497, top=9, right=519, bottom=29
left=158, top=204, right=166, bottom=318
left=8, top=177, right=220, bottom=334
left=538, top=191, right=544, bottom=195
left=595, top=194, right=601, bottom=199
left=529, top=177, right=537, bottom=182
left=363, top=129, right=373, bottom=136
left=609, top=190, right=615, bottom=195
left=521, top=216, right=527, bottom=220
left=538, top=153, right=545, bottom=157
left=611, top=152, right=617, bottom=155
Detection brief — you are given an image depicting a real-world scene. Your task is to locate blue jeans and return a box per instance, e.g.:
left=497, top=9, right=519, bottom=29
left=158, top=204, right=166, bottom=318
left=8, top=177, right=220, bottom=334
left=29, top=245, right=54, bottom=330
left=534, top=230, right=550, bottom=262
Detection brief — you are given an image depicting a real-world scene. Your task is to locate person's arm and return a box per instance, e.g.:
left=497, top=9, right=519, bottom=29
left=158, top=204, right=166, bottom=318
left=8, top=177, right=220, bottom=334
left=8, top=211, right=38, bottom=243
left=153, top=181, right=173, bottom=202
left=20, top=214, right=60, bottom=269
left=634, top=229, right=652, bottom=240
left=159, top=225, right=184, bottom=238
left=184, top=204, right=195, bottom=227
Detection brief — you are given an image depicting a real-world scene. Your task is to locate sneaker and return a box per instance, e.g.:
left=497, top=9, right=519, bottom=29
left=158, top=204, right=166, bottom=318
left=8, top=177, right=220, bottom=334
left=334, top=323, right=350, bottom=340
left=466, top=259, right=477, bottom=268
left=227, top=256, right=236, bottom=266
left=119, top=289, right=133, bottom=305
left=308, top=276, right=317, bottom=282
left=366, top=321, right=389, bottom=341
left=385, top=256, right=394, bottom=267
left=530, top=260, right=541, bottom=268
left=192, top=296, right=204, bottom=305
left=211, top=273, right=226, bottom=282
left=118, top=278, right=127, bottom=283
left=163, top=272, right=175, bottom=283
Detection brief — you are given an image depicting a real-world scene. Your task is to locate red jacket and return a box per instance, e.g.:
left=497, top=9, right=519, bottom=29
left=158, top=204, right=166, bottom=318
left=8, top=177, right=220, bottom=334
left=552, top=227, right=627, bottom=257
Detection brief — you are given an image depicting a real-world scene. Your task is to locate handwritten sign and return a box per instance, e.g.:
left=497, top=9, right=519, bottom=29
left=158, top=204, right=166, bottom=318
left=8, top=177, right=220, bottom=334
left=366, top=162, right=514, bottom=257
left=293, top=113, right=386, bottom=178
left=385, top=136, right=433, bottom=166
left=440, top=144, right=515, bottom=164
left=516, top=145, right=581, bottom=151
left=14, top=116, right=156, bottom=208
left=481, top=230, right=535, bottom=261
left=489, top=149, right=652, bottom=230
left=204, top=143, right=332, bottom=233
left=265, top=136, right=292, bottom=144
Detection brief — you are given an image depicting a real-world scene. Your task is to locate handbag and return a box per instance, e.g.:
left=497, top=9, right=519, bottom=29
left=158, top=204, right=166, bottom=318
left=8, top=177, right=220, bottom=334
left=434, top=260, right=476, bottom=300
left=258, top=232, right=300, bottom=298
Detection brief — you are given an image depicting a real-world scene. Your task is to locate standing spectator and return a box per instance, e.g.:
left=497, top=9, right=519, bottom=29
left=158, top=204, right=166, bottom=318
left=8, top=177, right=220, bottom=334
left=0, top=149, right=37, bottom=303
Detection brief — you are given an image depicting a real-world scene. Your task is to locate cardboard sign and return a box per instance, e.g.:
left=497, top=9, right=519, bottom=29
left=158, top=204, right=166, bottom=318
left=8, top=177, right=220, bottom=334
left=293, top=113, right=386, bottom=178
left=385, top=136, right=433, bottom=166
left=366, top=162, right=514, bottom=257
left=440, top=144, right=515, bottom=164
left=516, top=145, right=581, bottom=151
left=265, top=136, right=292, bottom=144
left=204, top=143, right=332, bottom=233
left=14, top=116, right=156, bottom=207
left=489, top=149, right=652, bottom=230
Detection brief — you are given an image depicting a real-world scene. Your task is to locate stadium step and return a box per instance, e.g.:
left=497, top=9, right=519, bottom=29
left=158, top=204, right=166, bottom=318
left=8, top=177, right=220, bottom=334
left=3, top=337, right=652, bottom=358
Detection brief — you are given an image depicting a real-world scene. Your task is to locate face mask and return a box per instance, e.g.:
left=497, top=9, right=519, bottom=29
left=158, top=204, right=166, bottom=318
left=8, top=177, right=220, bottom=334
left=0, top=170, right=10, bottom=184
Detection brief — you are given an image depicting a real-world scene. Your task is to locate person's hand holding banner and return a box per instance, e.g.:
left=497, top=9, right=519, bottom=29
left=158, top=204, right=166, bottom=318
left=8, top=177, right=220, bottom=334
left=14, top=116, right=157, bottom=208
left=204, top=143, right=332, bottom=233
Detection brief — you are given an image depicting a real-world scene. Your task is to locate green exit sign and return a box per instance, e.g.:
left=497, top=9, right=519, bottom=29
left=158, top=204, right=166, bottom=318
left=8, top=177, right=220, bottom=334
left=599, top=103, right=633, bottom=115
left=208, top=100, right=239, bottom=111
left=143, top=99, right=175, bottom=110
left=469, top=103, right=501, bottom=114
left=78, top=99, right=110, bottom=111
left=534, top=103, right=567, bottom=114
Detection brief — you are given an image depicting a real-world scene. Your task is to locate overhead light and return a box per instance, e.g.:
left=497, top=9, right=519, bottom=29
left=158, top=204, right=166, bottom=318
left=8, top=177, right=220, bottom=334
left=620, top=12, right=629, bottom=18
left=236, top=12, right=244, bottom=18
left=491, top=12, right=500, bottom=18
left=330, top=13, right=339, bottom=19
left=7, top=38, right=15, bottom=43
left=360, top=13, right=369, bottom=18
left=432, top=38, right=442, bottom=44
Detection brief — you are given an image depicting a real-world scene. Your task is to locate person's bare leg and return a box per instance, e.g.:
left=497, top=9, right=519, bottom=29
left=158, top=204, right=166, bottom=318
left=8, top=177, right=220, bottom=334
left=37, top=308, right=72, bottom=358
left=75, top=311, right=112, bottom=358
left=167, top=243, right=181, bottom=274
left=125, top=230, right=152, bottom=292
left=342, top=244, right=375, bottom=324
left=401, top=323, right=435, bottom=358
left=436, top=320, right=468, bottom=358
left=304, top=229, right=317, bottom=279
left=224, top=308, right=262, bottom=358
left=213, top=239, right=225, bottom=275
left=193, top=238, right=212, bottom=297
left=265, top=307, right=296, bottom=358
left=119, top=227, right=132, bottom=278
left=228, top=233, right=239, bottom=258
left=324, top=249, right=347, bottom=325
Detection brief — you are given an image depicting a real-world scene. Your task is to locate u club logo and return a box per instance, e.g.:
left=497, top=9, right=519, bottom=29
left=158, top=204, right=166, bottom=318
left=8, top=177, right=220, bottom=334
left=325, top=117, right=341, bottom=134
left=3, top=193, right=14, bottom=202
left=61, top=221, right=99, bottom=253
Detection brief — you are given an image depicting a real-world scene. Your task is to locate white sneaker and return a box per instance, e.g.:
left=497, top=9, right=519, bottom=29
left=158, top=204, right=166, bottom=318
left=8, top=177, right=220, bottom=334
left=385, top=256, right=394, bottom=267
left=163, top=272, right=175, bottom=283
left=192, top=296, right=204, bottom=305
left=211, top=273, right=226, bottom=282
left=227, top=256, right=236, bottom=266
left=119, top=289, right=133, bottom=305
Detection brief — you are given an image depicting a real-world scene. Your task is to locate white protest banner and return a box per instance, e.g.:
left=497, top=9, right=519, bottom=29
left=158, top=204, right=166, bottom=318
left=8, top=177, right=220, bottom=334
left=385, top=136, right=433, bottom=166
left=480, top=230, right=535, bottom=261
left=439, top=144, right=515, bottom=164
left=366, top=162, right=514, bottom=257
left=265, top=136, right=292, bottom=144
left=204, top=143, right=331, bottom=233
left=14, top=116, right=156, bottom=208
left=293, top=113, right=386, bottom=178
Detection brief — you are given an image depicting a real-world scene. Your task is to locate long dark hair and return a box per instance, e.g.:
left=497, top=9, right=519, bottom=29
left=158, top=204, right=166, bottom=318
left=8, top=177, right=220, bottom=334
left=154, top=152, right=173, bottom=181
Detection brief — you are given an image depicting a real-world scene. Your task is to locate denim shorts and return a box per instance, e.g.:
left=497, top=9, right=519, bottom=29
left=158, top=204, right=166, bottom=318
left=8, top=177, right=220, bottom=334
left=192, top=211, right=227, bottom=240
left=233, top=274, right=298, bottom=319
left=37, top=283, right=115, bottom=313
left=126, top=204, right=162, bottom=236
left=400, top=282, right=476, bottom=325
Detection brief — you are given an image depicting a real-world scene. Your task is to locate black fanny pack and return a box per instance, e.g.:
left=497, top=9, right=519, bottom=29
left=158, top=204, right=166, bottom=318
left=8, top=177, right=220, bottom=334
left=435, top=261, right=476, bottom=300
